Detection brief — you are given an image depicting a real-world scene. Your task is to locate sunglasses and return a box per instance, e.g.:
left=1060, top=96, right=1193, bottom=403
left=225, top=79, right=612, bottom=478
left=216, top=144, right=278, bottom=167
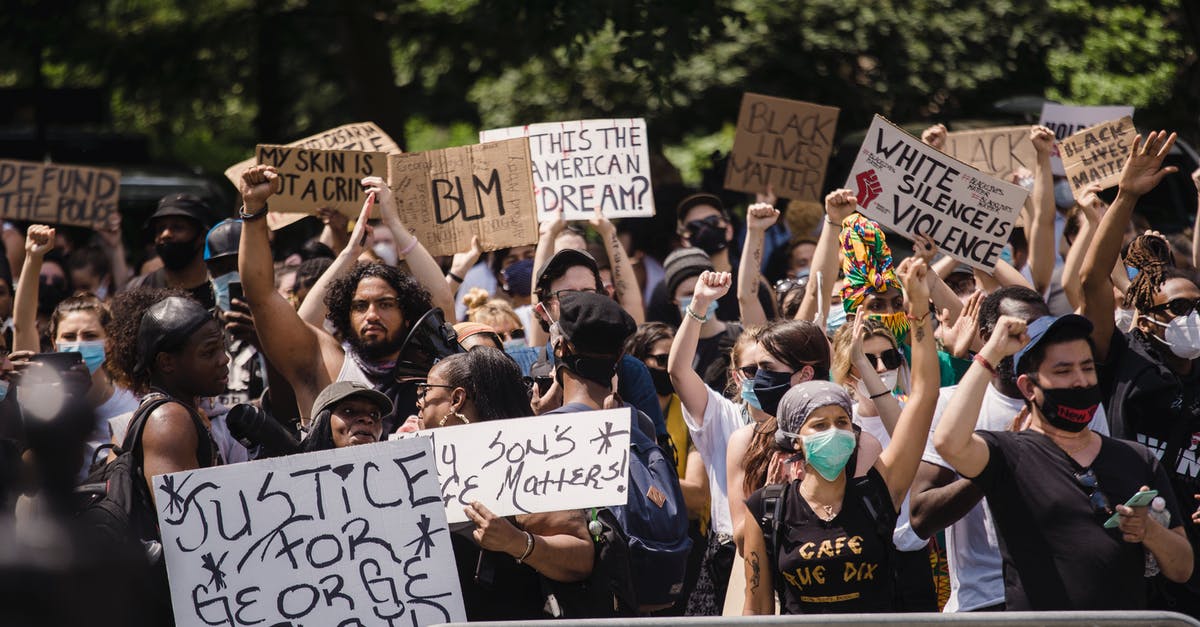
left=865, top=349, right=904, bottom=371
left=506, top=328, right=526, bottom=341
left=736, top=364, right=758, bottom=379
left=645, top=353, right=669, bottom=369
left=1148, top=297, right=1200, bottom=318
left=548, top=288, right=599, bottom=301
left=1074, top=468, right=1113, bottom=519
left=681, top=215, right=725, bottom=237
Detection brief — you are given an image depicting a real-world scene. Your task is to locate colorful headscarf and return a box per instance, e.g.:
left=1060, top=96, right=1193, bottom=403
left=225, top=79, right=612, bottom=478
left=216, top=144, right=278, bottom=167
left=840, top=214, right=903, bottom=316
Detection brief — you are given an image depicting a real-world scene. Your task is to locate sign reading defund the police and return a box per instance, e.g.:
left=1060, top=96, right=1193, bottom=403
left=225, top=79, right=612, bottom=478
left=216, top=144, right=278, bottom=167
left=154, top=436, right=465, bottom=627
left=403, top=408, right=632, bottom=524
left=480, top=119, right=654, bottom=221
left=0, top=160, right=119, bottom=229
left=846, top=116, right=1029, bottom=271
left=256, top=145, right=387, bottom=218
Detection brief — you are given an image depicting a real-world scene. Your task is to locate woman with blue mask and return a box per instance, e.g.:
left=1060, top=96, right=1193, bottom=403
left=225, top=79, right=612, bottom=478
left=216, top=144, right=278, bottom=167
left=742, top=257, right=940, bottom=615
left=12, top=226, right=140, bottom=482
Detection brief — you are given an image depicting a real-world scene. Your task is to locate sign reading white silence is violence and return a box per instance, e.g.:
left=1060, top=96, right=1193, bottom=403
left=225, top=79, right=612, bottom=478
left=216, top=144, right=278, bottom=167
left=154, top=436, right=466, bottom=627
left=845, top=115, right=1029, bottom=271
left=397, top=408, right=633, bottom=524
left=481, top=119, right=654, bottom=221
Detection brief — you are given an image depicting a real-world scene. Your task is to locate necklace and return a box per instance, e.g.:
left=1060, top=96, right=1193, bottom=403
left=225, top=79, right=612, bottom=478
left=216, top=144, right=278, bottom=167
left=819, top=504, right=836, bottom=521
left=800, top=485, right=840, bottom=521
left=1055, top=433, right=1094, bottom=456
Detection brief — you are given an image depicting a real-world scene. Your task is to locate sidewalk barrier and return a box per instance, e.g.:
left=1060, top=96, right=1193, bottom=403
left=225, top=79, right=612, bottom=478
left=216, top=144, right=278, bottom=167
left=438, top=610, right=1200, bottom=627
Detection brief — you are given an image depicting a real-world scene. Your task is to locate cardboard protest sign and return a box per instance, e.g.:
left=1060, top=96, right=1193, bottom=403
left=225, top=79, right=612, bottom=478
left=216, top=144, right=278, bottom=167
left=401, top=408, right=631, bottom=524
left=0, top=160, right=119, bottom=228
left=1059, top=116, right=1136, bottom=197
left=223, top=122, right=401, bottom=230
left=480, top=119, right=654, bottom=221
left=255, top=145, right=386, bottom=217
left=725, top=93, right=839, bottom=205
left=389, top=138, right=539, bottom=257
left=943, top=126, right=1037, bottom=177
left=1038, top=104, right=1135, bottom=175
left=845, top=115, right=1029, bottom=271
left=154, top=437, right=465, bottom=627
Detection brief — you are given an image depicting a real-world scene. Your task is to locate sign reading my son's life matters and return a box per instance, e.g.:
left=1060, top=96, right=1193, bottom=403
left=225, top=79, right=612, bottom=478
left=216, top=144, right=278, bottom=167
left=389, top=137, right=539, bottom=257
left=845, top=115, right=1029, bottom=271
left=255, top=145, right=387, bottom=217
left=400, top=408, right=633, bottom=524
left=154, top=436, right=466, bottom=627
left=480, top=119, right=654, bottom=221
left=0, top=160, right=120, bottom=229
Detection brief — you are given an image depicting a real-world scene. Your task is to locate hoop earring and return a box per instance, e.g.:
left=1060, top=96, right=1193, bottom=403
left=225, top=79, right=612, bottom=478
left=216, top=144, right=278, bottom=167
left=439, top=412, right=469, bottom=427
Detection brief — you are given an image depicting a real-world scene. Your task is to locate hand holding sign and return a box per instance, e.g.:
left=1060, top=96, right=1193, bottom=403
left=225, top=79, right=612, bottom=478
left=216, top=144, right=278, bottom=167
left=241, top=165, right=278, bottom=212
left=539, top=208, right=567, bottom=240
left=98, top=213, right=123, bottom=249
left=589, top=205, right=616, bottom=238
left=1030, top=125, right=1055, bottom=157
left=921, top=124, right=948, bottom=151
left=464, top=501, right=526, bottom=556
left=1075, top=182, right=1105, bottom=224
left=25, top=224, right=55, bottom=258
left=1118, top=131, right=1178, bottom=197
left=911, top=231, right=938, bottom=266
left=345, top=191, right=375, bottom=255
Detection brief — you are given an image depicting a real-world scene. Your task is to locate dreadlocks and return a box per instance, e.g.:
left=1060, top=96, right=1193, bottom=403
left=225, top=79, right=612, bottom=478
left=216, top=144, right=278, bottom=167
left=1124, top=232, right=1188, bottom=313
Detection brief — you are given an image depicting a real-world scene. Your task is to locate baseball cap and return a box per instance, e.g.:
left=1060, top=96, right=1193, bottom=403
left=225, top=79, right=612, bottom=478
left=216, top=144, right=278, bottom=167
left=133, top=296, right=214, bottom=375
left=557, top=291, right=636, bottom=356
left=149, top=193, right=213, bottom=230
left=676, top=192, right=729, bottom=226
left=663, top=248, right=714, bottom=298
left=310, top=380, right=393, bottom=419
left=204, top=219, right=243, bottom=261
left=534, top=249, right=601, bottom=298
left=1013, top=314, right=1095, bottom=375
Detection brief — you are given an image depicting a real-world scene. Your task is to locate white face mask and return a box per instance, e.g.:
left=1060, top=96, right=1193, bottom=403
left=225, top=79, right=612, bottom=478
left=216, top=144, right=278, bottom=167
left=373, top=243, right=398, bottom=266
left=856, top=368, right=899, bottom=401
left=1114, top=307, right=1136, bottom=332
left=1146, top=311, right=1200, bottom=360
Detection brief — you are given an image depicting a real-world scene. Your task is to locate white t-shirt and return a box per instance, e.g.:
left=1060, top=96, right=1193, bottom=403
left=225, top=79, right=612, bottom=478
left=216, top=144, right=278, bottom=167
left=78, top=386, right=140, bottom=482
left=923, top=382, right=1109, bottom=612
left=680, top=385, right=749, bottom=537
left=853, top=406, right=927, bottom=552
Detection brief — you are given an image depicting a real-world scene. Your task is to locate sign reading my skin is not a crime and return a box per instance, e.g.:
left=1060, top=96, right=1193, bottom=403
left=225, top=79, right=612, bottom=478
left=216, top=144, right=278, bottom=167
left=255, top=145, right=387, bottom=218
left=845, top=115, right=1029, bottom=271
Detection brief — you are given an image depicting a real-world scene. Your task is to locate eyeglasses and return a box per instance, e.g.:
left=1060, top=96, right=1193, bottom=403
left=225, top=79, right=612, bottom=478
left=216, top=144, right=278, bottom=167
left=1074, top=468, right=1112, bottom=518
left=416, top=382, right=454, bottom=402
left=548, top=288, right=598, bottom=301
left=774, top=277, right=807, bottom=294
left=865, top=349, right=904, bottom=371
left=645, top=353, right=669, bottom=369
left=1148, top=297, right=1200, bottom=318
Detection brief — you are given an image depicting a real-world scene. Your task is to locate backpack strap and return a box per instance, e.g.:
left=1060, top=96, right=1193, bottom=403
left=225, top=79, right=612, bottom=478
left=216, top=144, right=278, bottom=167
left=124, top=393, right=217, bottom=470
left=759, top=481, right=790, bottom=600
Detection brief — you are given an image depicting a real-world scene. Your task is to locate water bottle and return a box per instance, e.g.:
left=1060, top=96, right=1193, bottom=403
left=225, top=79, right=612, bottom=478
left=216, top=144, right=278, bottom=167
left=1145, top=496, right=1170, bottom=576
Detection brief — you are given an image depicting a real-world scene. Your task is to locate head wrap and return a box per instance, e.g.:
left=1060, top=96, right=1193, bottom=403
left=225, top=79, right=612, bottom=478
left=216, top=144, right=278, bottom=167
left=840, top=214, right=903, bottom=315
left=773, top=380, right=854, bottom=450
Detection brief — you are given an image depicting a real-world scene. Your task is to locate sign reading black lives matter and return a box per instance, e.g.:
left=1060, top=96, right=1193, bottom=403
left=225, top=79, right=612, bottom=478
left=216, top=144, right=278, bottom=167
left=480, top=119, right=654, bottom=221
left=846, top=116, right=1029, bottom=271
left=0, top=160, right=120, bottom=229
left=725, top=93, right=839, bottom=204
left=256, top=145, right=387, bottom=217
left=1038, top=103, right=1134, bottom=176
left=1059, top=116, right=1137, bottom=198
left=398, top=409, right=632, bottom=524
left=154, top=436, right=466, bottom=627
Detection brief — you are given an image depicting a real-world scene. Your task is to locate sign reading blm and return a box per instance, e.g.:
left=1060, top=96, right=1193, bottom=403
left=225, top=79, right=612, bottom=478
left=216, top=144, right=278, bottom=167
left=403, top=408, right=632, bottom=524
left=0, top=160, right=119, bottom=229
left=153, top=436, right=466, bottom=627
left=390, top=138, right=539, bottom=257
left=480, top=119, right=654, bottom=221
left=845, top=116, right=1029, bottom=271
left=1060, top=116, right=1136, bottom=198
left=725, top=93, right=839, bottom=204
left=256, top=145, right=386, bottom=217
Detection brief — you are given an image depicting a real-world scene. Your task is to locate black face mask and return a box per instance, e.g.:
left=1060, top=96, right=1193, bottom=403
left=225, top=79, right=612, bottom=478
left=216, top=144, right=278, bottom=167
left=1034, top=384, right=1102, bottom=433
left=157, top=238, right=201, bottom=270
left=751, top=368, right=793, bottom=417
left=685, top=217, right=728, bottom=255
left=649, top=367, right=674, bottom=396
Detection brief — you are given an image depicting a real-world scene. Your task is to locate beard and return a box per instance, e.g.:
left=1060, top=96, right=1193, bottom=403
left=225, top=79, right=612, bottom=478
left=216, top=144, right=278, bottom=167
left=347, top=329, right=405, bottom=363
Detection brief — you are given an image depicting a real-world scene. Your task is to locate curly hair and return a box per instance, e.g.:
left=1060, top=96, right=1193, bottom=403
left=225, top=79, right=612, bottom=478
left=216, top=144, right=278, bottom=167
left=104, top=287, right=189, bottom=394
left=1124, top=232, right=1194, bottom=313
left=436, top=347, right=533, bottom=420
left=324, top=262, right=433, bottom=341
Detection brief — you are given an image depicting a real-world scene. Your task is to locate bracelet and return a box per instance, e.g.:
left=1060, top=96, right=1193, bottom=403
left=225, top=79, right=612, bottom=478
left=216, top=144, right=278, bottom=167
left=447, top=271, right=464, bottom=284
left=397, top=235, right=418, bottom=257
left=869, top=389, right=891, bottom=400
left=239, top=203, right=268, bottom=221
left=685, top=305, right=709, bottom=323
left=825, top=217, right=841, bottom=228
left=973, top=354, right=998, bottom=375
left=516, top=531, right=535, bottom=564
left=906, top=311, right=931, bottom=325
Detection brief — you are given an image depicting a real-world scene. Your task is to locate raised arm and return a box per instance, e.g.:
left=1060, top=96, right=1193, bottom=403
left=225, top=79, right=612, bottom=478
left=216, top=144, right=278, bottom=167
left=13, top=225, right=54, bottom=353
left=876, top=258, right=940, bottom=507
left=933, top=315, right=1028, bottom=478
left=797, top=189, right=856, bottom=321
left=911, top=231, right=963, bottom=326
left=372, top=176, right=457, bottom=322
left=1191, top=169, right=1200, bottom=269
left=315, top=207, right=350, bottom=253
left=298, top=195, right=374, bottom=327
left=668, top=271, right=732, bottom=426
left=847, top=306, right=901, bottom=435
left=738, top=200, right=778, bottom=327
left=1027, top=125, right=1057, bottom=295
left=1080, top=131, right=1178, bottom=360
left=592, top=209, right=644, bottom=324
left=909, top=461, right=985, bottom=540
left=1062, top=183, right=1103, bottom=310
left=446, top=235, right=482, bottom=293
left=528, top=211, right=566, bottom=347
left=97, top=213, right=133, bottom=291
left=238, top=165, right=334, bottom=397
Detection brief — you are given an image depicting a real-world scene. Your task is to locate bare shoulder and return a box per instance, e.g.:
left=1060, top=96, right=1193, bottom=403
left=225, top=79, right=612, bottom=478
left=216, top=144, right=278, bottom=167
left=141, top=402, right=200, bottom=455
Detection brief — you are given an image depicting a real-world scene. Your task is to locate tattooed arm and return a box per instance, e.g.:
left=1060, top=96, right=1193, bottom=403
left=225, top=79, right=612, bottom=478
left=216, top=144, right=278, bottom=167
left=593, top=208, right=645, bottom=324
left=741, top=510, right=775, bottom=614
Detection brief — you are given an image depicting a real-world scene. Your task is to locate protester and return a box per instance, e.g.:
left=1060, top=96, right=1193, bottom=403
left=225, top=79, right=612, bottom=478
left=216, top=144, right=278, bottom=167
left=453, top=321, right=504, bottom=351
left=663, top=247, right=742, bottom=393
left=463, top=287, right=527, bottom=347
left=298, top=380, right=389, bottom=451
left=127, top=193, right=216, bottom=309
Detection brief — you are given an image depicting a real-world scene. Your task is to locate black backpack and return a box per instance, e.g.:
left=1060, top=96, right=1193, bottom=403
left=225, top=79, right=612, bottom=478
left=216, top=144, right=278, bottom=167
left=74, top=393, right=216, bottom=559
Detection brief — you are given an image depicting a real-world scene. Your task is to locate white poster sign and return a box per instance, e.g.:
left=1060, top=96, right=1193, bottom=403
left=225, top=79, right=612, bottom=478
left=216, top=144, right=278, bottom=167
left=844, top=115, right=1029, bottom=271
left=481, top=119, right=654, bottom=221
left=1038, top=103, right=1135, bottom=175
left=154, top=437, right=466, bottom=627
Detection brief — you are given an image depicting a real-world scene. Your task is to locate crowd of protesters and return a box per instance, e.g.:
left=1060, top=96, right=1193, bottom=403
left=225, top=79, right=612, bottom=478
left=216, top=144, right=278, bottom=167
left=1, top=124, right=1200, bottom=624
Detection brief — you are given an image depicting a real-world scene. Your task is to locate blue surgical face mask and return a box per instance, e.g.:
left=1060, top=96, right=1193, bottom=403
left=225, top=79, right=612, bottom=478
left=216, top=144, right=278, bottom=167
left=740, top=378, right=763, bottom=410
left=679, top=296, right=719, bottom=322
left=751, top=368, right=794, bottom=416
left=1054, top=178, right=1075, bottom=211
left=0, top=379, right=9, bottom=402
left=826, top=306, right=847, bottom=336
left=1000, top=244, right=1014, bottom=266
left=57, top=340, right=106, bottom=375
left=211, top=271, right=239, bottom=311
